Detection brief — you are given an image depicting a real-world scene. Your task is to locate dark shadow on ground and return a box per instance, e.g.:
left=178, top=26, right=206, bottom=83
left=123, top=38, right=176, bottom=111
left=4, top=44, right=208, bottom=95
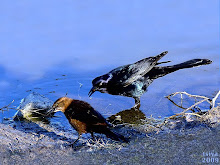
left=107, top=107, right=146, bottom=125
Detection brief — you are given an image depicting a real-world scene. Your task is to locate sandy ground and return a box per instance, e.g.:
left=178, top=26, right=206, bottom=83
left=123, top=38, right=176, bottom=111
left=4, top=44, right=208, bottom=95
left=0, top=110, right=220, bottom=165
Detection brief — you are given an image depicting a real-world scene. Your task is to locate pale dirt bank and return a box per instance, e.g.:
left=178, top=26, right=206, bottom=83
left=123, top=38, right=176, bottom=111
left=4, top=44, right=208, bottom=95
left=0, top=110, right=220, bottom=165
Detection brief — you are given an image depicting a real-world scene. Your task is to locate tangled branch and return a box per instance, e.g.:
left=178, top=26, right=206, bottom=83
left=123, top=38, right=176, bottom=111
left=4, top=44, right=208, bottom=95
left=165, top=90, right=220, bottom=120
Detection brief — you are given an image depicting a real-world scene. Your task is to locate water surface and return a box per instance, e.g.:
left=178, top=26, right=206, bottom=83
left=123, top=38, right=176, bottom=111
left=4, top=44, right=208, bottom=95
left=0, top=0, right=219, bottom=122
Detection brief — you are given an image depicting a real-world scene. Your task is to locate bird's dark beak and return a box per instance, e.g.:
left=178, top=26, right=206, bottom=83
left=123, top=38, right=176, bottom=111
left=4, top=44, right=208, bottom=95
left=53, top=108, right=60, bottom=113
left=51, top=105, right=56, bottom=112
left=51, top=105, right=61, bottom=113
left=88, top=87, right=96, bottom=97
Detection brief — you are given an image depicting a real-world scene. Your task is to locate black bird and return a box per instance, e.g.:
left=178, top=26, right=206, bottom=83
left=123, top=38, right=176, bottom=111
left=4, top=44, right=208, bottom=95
left=89, top=51, right=212, bottom=109
left=52, top=97, right=128, bottom=144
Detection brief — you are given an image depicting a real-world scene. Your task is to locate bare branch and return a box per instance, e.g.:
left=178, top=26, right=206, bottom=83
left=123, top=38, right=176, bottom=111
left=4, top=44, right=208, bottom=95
left=211, top=90, right=220, bottom=109
left=165, top=90, right=220, bottom=120
left=0, top=100, right=15, bottom=111
left=166, top=91, right=212, bottom=105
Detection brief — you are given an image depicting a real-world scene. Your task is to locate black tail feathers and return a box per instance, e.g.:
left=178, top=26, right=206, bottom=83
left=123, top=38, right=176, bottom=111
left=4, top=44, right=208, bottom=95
left=148, top=58, right=212, bottom=79
left=104, top=129, right=129, bottom=143
left=170, top=59, right=212, bottom=70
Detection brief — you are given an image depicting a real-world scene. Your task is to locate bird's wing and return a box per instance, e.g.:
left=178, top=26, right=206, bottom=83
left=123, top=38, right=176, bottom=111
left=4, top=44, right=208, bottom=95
left=110, top=51, right=168, bottom=87
left=68, top=101, right=110, bottom=126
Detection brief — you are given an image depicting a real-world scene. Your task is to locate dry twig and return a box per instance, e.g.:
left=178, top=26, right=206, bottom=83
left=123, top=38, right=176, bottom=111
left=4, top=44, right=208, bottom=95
left=211, top=90, right=220, bottom=110
left=165, top=91, right=220, bottom=120
left=0, top=100, right=15, bottom=112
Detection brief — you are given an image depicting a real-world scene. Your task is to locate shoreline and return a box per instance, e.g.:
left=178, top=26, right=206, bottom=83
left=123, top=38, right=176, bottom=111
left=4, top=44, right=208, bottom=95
left=0, top=107, right=220, bottom=164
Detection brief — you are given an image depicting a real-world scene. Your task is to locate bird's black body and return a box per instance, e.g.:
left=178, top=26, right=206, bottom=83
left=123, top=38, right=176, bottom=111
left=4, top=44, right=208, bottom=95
left=89, top=51, right=212, bottom=108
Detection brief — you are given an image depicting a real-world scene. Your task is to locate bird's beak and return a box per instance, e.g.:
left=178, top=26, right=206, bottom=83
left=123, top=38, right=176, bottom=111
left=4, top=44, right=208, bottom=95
left=88, top=87, right=96, bottom=97
left=51, top=106, right=60, bottom=113
left=53, top=108, right=60, bottom=113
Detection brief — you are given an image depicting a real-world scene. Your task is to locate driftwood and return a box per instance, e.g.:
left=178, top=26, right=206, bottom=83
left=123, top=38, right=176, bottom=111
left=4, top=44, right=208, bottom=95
left=165, top=90, right=220, bottom=120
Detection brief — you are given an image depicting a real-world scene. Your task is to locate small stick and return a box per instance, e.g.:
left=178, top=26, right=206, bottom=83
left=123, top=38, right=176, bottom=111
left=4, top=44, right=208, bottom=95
left=166, top=97, right=187, bottom=110
left=182, top=98, right=209, bottom=113
left=0, top=100, right=15, bottom=111
left=166, top=91, right=213, bottom=108
left=166, top=91, right=211, bottom=103
left=166, top=112, right=202, bottom=120
left=180, top=93, right=183, bottom=107
left=184, top=113, right=202, bottom=118
left=211, top=90, right=220, bottom=109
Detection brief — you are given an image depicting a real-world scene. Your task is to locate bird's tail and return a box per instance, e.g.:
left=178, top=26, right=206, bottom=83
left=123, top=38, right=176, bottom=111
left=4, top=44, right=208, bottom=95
left=148, top=59, right=212, bottom=79
left=104, top=129, right=129, bottom=143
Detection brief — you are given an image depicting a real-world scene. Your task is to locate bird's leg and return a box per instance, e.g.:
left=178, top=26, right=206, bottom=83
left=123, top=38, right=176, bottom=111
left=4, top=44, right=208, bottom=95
left=133, top=97, right=140, bottom=110
left=91, top=132, right=96, bottom=141
left=69, top=133, right=81, bottom=147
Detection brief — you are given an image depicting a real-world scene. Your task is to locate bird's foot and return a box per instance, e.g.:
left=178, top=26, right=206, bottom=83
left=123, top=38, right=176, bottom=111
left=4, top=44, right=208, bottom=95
left=68, top=138, right=80, bottom=147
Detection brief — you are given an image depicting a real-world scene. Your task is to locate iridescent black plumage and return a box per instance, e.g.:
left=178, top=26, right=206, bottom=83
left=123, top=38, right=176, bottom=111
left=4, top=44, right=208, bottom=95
left=89, top=51, right=212, bottom=109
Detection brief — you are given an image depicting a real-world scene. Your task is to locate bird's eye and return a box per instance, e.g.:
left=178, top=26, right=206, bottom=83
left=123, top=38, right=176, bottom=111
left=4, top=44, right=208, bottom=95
left=99, top=82, right=103, bottom=86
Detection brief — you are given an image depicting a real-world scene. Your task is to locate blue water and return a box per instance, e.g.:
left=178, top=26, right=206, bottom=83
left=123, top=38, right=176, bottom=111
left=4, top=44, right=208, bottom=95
left=0, top=1, right=219, bottom=121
